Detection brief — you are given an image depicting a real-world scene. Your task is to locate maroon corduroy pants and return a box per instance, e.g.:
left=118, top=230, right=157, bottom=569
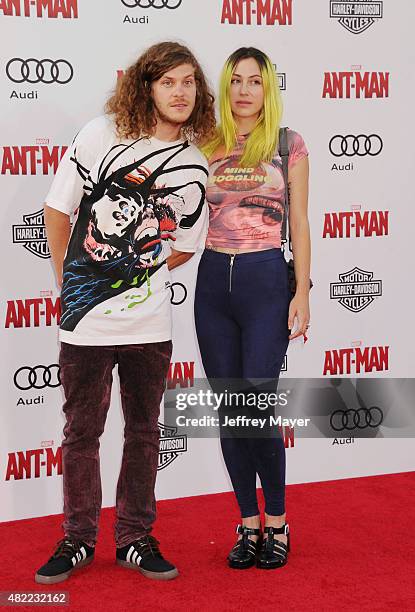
left=59, top=340, right=172, bottom=548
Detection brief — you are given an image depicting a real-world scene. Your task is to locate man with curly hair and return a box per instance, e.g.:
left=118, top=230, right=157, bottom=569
left=35, top=41, right=215, bottom=584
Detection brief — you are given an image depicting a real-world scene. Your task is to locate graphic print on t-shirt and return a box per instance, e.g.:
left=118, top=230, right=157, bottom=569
left=209, top=157, right=284, bottom=242
left=206, top=130, right=308, bottom=251
left=61, top=138, right=207, bottom=333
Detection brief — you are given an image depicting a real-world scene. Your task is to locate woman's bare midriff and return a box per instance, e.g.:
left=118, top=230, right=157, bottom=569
left=205, top=245, right=273, bottom=255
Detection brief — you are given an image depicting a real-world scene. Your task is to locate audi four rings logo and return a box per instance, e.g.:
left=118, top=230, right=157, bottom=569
left=170, top=282, right=187, bottom=306
left=329, top=134, right=383, bottom=157
left=121, top=0, right=182, bottom=8
left=14, top=365, right=61, bottom=390
left=330, top=407, right=383, bottom=431
left=6, top=59, right=74, bottom=84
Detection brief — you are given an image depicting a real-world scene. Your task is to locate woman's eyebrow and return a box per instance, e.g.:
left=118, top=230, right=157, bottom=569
left=232, top=73, right=262, bottom=78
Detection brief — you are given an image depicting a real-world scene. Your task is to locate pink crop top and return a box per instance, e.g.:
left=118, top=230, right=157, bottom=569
left=205, top=129, right=308, bottom=250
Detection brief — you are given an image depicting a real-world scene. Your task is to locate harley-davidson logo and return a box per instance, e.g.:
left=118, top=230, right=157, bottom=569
left=330, top=0, right=383, bottom=35
left=12, top=209, right=49, bottom=259
left=330, top=267, right=382, bottom=312
left=158, top=421, right=187, bottom=470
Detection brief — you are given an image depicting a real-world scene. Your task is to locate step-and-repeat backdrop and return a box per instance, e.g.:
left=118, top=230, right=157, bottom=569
left=1, top=0, right=414, bottom=522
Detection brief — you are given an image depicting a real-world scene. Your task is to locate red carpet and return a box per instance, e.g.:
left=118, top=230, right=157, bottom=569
left=1, top=472, right=414, bottom=612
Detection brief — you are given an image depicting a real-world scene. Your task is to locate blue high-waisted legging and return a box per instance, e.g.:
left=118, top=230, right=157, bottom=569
left=194, top=248, right=290, bottom=517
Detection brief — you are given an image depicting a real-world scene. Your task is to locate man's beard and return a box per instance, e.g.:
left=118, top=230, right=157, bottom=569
left=154, top=106, right=191, bottom=129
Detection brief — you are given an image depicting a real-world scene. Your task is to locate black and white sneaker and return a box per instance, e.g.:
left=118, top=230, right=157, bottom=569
left=116, top=535, right=178, bottom=580
left=35, top=538, right=94, bottom=584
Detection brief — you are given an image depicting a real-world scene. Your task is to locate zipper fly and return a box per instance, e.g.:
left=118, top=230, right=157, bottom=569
left=229, top=254, right=235, bottom=292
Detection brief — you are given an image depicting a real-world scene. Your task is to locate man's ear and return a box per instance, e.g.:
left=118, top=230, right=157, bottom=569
left=144, top=78, right=153, bottom=94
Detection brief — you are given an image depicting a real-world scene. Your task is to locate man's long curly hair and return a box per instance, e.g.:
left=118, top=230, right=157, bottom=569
left=105, top=41, right=216, bottom=145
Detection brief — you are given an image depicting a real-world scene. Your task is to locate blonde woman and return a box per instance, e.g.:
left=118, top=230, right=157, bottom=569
left=195, top=47, right=310, bottom=570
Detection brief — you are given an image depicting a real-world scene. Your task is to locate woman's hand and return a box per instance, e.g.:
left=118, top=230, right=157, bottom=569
left=288, top=292, right=310, bottom=340
left=286, top=155, right=311, bottom=341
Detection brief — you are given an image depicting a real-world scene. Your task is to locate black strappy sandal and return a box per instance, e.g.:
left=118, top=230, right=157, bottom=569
left=228, top=525, right=262, bottom=569
left=257, top=524, right=290, bottom=569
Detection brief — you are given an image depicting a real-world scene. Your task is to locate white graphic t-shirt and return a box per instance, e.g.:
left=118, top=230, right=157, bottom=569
left=45, top=116, right=208, bottom=346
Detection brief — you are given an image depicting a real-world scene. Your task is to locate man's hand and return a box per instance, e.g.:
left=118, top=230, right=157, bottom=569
left=44, top=204, right=71, bottom=288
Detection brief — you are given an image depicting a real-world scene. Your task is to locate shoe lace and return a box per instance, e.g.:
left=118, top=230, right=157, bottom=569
left=134, top=535, right=161, bottom=558
left=51, top=538, right=81, bottom=560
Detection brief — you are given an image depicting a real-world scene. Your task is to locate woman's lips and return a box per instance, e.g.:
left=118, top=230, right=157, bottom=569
left=240, top=195, right=283, bottom=212
left=240, top=196, right=283, bottom=225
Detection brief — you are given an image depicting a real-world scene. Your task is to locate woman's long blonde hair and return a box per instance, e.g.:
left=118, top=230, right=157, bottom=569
left=202, top=47, right=283, bottom=166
